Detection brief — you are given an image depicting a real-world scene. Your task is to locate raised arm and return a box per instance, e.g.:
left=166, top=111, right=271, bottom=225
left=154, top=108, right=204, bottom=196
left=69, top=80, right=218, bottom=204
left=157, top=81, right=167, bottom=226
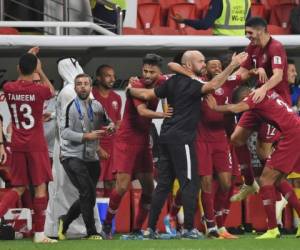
left=168, top=62, right=194, bottom=78
left=251, top=68, right=283, bottom=103
left=28, top=47, right=55, bottom=96
left=201, top=52, right=248, bottom=94
left=136, top=103, right=172, bottom=119
left=206, top=94, right=250, bottom=114
left=127, top=88, right=157, bottom=101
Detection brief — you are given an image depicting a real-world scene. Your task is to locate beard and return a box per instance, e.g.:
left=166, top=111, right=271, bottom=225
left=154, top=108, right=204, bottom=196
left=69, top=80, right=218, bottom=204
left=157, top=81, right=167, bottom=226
left=99, top=81, right=113, bottom=89
left=194, top=69, right=203, bottom=77
left=78, top=93, right=89, bottom=100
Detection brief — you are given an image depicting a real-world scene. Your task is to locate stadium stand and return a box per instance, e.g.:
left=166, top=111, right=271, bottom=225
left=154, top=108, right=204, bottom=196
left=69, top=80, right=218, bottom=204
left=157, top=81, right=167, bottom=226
left=137, top=3, right=161, bottom=29
left=130, top=0, right=300, bottom=35
left=0, top=27, right=19, bottom=35
left=167, top=2, right=197, bottom=30
left=149, top=26, right=180, bottom=35
left=122, top=27, right=145, bottom=35
left=182, top=26, right=212, bottom=35
left=251, top=2, right=269, bottom=20
left=269, top=2, right=297, bottom=30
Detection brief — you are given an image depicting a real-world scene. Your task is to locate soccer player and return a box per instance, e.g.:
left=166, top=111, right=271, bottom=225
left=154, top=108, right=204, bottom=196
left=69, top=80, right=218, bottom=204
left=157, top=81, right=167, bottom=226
left=196, top=59, right=242, bottom=239
left=207, top=86, right=300, bottom=239
left=92, top=65, right=122, bottom=197
left=0, top=48, right=57, bottom=243
left=103, top=54, right=171, bottom=239
left=231, top=17, right=290, bottom=201
left=128, top=50, right=248, bottom=239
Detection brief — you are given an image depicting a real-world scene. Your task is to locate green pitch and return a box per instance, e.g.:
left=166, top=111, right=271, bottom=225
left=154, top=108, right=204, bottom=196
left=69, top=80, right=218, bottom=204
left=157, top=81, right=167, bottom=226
left=1, top=235, right=299, bottom=250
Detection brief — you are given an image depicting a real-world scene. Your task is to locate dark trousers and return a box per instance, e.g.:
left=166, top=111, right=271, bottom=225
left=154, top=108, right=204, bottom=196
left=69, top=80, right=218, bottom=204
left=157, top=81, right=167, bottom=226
left=148, top=143, right=199, bottom=231
left=62, top=158, right=100, bottom=236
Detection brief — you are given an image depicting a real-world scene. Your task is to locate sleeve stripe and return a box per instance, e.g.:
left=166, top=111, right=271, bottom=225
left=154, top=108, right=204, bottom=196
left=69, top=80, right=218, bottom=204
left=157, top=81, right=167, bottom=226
left=65, top=100, right=74, bottom=128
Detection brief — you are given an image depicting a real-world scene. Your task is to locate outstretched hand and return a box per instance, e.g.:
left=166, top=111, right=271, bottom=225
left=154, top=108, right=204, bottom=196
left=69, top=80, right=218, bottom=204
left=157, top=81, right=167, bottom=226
left=251, top=86, right=267, bottom=103
left=231, top=52, right=248, bottom=68
left=252, top=67, right=268, bottom=83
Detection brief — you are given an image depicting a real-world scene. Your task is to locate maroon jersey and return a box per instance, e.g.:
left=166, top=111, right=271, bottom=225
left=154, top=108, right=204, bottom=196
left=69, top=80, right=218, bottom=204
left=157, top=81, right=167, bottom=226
left=116, top=76, right=166, bottom=145
left=3, top=80, right=52, bottom=152
left=243, top=91, right=300, bottom=136
left=241, top=37, right=291, bottom=105
left=92, top=87, right=122, bottom=145
left=196, top=75, right=241, bottom=142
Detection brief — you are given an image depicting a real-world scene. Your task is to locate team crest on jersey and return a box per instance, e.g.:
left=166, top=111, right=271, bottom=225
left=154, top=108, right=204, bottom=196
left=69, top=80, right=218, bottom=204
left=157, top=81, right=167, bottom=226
left=215, top=88, right=224, bottom=96
left=262, top=53, right=267, bottom=63
left=112, top=100, right=118, bottom=110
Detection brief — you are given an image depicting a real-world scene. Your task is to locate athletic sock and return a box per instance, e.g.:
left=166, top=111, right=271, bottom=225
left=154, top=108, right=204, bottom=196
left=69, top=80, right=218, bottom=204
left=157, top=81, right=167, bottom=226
left=214, top=188, right=229, bottom=228
left=22, top=188, right=33, bottom=209
left=134, top=194, right=152, bottom=231
left=104, top=189, right=122, bottom=225
left=33, top=196, right=48, bottom=232
left=201, top=191, right=216, bottom=228
left=260, top=185, right=277, bottom=229
left=235, top=145, right=254, bottom=185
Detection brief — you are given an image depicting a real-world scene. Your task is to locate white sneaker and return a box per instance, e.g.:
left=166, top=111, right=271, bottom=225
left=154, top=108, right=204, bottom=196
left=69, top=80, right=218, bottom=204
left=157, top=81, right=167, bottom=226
left=230, top=180, right=260, bottom=202
left=33, top=232, right=58, bottom=243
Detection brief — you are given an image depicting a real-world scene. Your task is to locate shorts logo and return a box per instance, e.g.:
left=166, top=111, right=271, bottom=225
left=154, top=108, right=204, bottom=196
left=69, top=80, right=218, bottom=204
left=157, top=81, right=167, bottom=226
left=112, top=101, right=118, bottom=111
left=273, top=56, right=282, bottom=65
left=215, top=88, right=224, bottom=96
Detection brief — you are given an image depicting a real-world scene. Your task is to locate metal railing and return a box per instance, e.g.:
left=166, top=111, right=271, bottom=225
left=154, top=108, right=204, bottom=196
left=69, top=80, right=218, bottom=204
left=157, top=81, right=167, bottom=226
left=0, top=0, right=123, bottom=35
left=0, top=21, right=116, bottom=35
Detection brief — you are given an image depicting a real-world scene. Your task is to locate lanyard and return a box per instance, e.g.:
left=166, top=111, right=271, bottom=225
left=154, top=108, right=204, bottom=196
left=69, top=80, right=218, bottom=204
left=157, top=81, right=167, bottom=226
left=74, top=97, right=94, bottom=122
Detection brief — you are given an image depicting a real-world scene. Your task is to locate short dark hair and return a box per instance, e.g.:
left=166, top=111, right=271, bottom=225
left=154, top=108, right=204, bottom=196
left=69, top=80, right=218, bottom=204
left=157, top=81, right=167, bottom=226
left=206, top=57, right=221, bottom=63
left=245, top=17, right=267, bottom=29
left=232, top=85, right=251, bottom=104
left=287, top=59, right=295, bottom=65
left=19, top=53, right=37, bottom=75
left=74, top=73, right=92, bottom=84
left=95, top=64, right=113, bottom=77
left=143, top=54, right=163, bottom=68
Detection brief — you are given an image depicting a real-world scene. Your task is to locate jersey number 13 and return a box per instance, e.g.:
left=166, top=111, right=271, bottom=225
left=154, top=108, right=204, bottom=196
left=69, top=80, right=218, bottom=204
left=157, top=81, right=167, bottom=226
left=10, top=103, right=35, bottom=130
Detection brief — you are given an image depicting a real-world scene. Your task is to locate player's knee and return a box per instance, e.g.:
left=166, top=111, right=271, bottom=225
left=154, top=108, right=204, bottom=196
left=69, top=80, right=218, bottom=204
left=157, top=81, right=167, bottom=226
left=116, top=181, right=130, bottom=195
left=34, top=183, right=47, bottom=198
left=200, top=176, right=212, bottom=192
left=220, top=180, right=231, bottom=192
left=13, top=187, right=26, bottom=196
left=259, top=168, right=277, bottom=186
left=256, top=145, right=272, bottom=161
